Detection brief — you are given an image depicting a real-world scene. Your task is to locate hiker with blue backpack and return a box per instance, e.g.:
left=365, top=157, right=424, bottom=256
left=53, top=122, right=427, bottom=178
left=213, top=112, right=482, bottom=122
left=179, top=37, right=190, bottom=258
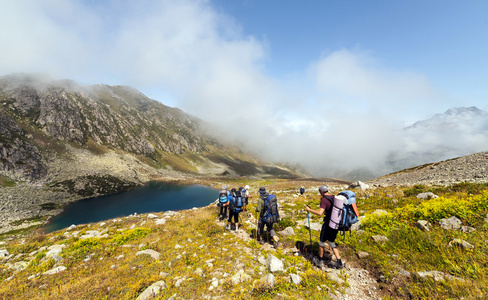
left=217, top=186, right=230, bottom=221
left=256, top=187, right=280, bottom=248
left=226, top=187, right=246, bottom=233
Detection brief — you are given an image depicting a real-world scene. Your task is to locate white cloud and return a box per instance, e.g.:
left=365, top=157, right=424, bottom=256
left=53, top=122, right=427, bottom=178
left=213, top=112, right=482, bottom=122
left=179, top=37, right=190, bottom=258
left=1, top=0, right=484, bottom=179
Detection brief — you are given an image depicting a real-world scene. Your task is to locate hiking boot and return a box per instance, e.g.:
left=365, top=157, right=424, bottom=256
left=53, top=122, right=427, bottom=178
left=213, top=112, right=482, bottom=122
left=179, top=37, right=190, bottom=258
left=328, top=261, right=344, bottom=269
left=225, top=225, right=231, bottom=230
left=318, top=259, right=325, bottom=269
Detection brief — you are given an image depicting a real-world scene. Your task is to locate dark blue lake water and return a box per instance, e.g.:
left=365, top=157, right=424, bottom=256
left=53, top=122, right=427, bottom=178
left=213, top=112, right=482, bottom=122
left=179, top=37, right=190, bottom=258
left=42, top=182, right=218, bottom=233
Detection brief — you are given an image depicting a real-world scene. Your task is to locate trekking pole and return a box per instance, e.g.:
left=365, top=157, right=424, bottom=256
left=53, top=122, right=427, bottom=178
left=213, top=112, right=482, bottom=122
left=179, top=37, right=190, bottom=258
left=306, top=208, right=312, bottom=246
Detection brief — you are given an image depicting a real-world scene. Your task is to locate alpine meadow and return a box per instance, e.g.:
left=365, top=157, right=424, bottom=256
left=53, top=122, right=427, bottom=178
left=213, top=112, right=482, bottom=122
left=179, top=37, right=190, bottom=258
left=1, top=1, right=488, bottom=299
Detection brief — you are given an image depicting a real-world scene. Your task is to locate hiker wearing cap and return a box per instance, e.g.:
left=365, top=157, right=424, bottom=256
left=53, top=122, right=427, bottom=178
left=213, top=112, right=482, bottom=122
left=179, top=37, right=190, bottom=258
left=305, top=186, right=344, bottom=269
left=256, top=187, right=280, bottom=248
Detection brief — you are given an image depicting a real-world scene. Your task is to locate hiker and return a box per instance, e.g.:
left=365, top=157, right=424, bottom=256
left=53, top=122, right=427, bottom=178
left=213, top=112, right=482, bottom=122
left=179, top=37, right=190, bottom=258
left=226, top=188, right=242, bottom=233
left=256, top=187, right=280, bottom=248
left=305, top=185, right=344, bottom=269
left=237, top=187, right=248, bottom=212
left=244, top=185, right=252, bottom=202
left=217, top=186, right=230, bottom=221
left=300, top=186, right=305, bottom=196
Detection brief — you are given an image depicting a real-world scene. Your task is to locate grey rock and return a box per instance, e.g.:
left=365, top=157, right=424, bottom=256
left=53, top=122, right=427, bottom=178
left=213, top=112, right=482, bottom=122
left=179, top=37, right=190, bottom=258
left=439, top=216, right=462, bottom=231
left=0, top=249, right=9, bottom=258
left=136, top=249, right=161, bottom=260
left=266, top=254, right=284, bottom=273
left=259, top=274, right=276, bottom=287
left=349, top=181, right=369, bottom=190
left=305, top=222, right=322, bottom=231
left=43, top=266, right=67, bottom=275
left=417, top=270, right=464, bottom=282
left=278, top=227, right=295, bottom=236
left=136, top=281, right=166, bottom=300
left=373, top=209, right=388, bottom=216
left=415, top=220, right=431, bottom=232
left=448, top=239, right=474, bottom=249
left=356, top=251, right=370, bottom=259
left=328, top=272, right=344, bottom=284
left=416, top=192, right=438, bottom=199
left=371, top=235, right=389, bottom=243
left=460, top=226, right=475, bottom=233
left=290, top=274, right=301, bottom=285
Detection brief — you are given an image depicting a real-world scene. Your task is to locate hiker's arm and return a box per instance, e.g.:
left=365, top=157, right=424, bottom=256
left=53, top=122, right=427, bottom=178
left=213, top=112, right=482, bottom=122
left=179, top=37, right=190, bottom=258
left=352, top=203, right=359, bottom=217
left=224, top=201, right=230, bottom=207
left=306, top=206, right=324, bottom=216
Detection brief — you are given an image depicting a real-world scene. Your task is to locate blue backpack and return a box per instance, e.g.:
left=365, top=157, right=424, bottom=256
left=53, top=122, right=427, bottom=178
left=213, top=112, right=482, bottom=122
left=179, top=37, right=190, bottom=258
left=261, top=194, right=279, bottom=224
left=219, top=189, right=229, bottom=205
left=337, top=190, right=359, bottom=233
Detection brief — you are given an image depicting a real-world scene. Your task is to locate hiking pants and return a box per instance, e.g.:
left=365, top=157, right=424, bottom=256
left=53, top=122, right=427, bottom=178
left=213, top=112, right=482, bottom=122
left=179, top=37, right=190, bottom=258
left=228, top=210, right=239, bottom=223
left=219, top=206, right=227, bottom=217
left=258, top=219, right=276, bottom=237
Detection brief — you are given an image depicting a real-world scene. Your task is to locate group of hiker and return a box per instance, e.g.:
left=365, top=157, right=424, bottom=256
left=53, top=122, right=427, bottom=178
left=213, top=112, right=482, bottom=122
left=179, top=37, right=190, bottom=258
left=216, top=184, right=360, bottom=269
left=217, top=185, right=281, bottom=248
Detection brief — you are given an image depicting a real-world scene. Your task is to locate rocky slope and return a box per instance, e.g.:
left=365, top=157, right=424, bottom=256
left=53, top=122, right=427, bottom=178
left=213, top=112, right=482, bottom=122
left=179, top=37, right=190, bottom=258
left=368, top=150, right=488, bottom=187
left=0, top=73, right=305, bottom=232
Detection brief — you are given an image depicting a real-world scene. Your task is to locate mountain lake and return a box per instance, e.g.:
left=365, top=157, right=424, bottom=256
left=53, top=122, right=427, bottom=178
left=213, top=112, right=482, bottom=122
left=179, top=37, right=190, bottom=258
left=42, top=181, right=218, bottom=233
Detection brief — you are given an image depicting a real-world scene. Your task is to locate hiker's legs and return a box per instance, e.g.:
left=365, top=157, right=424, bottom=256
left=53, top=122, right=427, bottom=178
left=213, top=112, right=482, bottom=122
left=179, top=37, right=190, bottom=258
left=223, top=206, right=227, bottom=218
left=235, top=212, right=239, bottom=230
left=267, top=222, right=278, bottom=242
left=328, top=242, right=341, bottom=260
left=257, top=219, right=265, bottom=240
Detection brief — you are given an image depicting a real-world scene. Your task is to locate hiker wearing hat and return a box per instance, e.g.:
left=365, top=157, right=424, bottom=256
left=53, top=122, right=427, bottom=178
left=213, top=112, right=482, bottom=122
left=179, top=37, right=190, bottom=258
left=256, top=187, right=280, bottom=248
left=305, top=185, right=344, bottom=269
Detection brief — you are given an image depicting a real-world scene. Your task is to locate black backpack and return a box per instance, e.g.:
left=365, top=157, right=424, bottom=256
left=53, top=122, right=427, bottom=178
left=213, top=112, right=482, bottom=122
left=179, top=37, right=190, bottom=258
left=262, top=194, right=279, bottom=224
left=232, top=189, right=244, bottom=212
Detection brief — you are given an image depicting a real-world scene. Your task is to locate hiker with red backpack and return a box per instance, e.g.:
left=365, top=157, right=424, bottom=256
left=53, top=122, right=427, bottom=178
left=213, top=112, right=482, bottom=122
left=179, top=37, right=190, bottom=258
left=305, top=185, right=344, bottom=269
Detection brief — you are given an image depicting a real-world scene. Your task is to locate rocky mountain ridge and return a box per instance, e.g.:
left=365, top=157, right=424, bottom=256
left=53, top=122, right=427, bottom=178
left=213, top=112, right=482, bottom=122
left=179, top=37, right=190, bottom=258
left=369, top=150, right=488, bottom=187
left=0, top=73, right=305, bottom=232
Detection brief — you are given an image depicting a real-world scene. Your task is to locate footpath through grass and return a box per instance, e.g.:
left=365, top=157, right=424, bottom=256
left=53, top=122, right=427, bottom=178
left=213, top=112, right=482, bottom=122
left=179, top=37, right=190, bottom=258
left=0, top=180, right=487, bottom=299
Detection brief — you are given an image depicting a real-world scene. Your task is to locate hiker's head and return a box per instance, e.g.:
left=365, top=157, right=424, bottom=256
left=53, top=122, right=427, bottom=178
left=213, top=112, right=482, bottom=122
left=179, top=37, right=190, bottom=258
left=318, top=185, right=329, bottom=195
left=223, top=185, right=228, bottom=190
left=259, top=186, right=266, bottom=195
left=231, top=188, right=236, bottom=193
left=245, top=185, right=250, bottom=190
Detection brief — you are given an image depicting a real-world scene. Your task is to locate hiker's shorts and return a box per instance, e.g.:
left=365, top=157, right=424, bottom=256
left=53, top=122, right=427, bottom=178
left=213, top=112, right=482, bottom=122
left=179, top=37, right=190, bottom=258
left=320, top=223, right=338, bottom=247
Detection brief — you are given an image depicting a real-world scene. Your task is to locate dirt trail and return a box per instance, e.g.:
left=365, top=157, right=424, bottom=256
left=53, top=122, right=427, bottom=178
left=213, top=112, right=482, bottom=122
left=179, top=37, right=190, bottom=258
left=215, top=212, right=381, bottom=299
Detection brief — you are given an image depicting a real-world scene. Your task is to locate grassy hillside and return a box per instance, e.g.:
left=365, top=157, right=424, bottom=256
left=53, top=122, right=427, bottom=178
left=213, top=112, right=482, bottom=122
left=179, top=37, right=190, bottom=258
left=1, top=179, right=487, bottom=299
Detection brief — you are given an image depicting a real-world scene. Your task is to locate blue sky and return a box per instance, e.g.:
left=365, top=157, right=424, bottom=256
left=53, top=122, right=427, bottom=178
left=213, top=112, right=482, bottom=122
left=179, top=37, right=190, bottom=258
left=1, top=0, right=487, bottom=176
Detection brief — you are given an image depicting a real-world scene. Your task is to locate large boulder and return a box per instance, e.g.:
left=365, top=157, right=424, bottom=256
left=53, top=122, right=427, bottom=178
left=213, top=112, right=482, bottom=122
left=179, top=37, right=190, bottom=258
left=349, top=181, right=369, bottom=190
left=416, top=192, right=438, bottom=199
left=266, top=254, right=284, bottom=273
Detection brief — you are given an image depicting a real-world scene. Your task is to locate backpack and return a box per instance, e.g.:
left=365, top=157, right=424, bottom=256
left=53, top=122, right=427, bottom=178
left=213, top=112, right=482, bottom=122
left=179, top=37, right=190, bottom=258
left=261, top=194, right=279, bottom=224
left=300, top=187, right=305, bottom=194
left=232, top=189, right=244, bottom=212
left=337, top=190, right=359, bottom=233
left=218, top=189, right=228, bottom=205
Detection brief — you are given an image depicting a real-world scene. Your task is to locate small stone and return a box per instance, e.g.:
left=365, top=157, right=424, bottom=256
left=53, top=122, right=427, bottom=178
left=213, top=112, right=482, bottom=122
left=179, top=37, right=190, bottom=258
left=136, top=249, right=161, bottom=260
left=449, top=239, right=474, bottom=250
left=356, top=251, right=369, bottom=259
left=371, top=235, right=389, bottom=243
